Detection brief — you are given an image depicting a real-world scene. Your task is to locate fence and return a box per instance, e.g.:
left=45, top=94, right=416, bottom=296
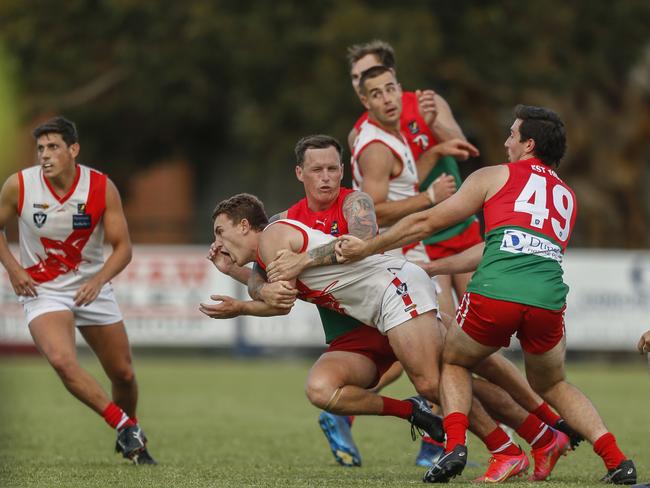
left=1, top=246, right=648, bottom=351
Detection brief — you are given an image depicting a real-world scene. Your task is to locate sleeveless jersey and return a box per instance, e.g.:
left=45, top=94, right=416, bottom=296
left=286, top=187, right=354, bottom=237
left=259, top=219, right=408, bottom=329
left=354, top=91, right=438, bottom=161
left=354, top=92, right=476, bottom=243
left=286, top=188, right=362, bottom=342
left=17, top=164, right=107, bottom=293
left=351, top=119, right=419, bottom=232
left=467, top=158, right=577, bottom=310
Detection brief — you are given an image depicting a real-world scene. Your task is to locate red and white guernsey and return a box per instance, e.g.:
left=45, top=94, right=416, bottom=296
left=351, top=119, right=419, bottom=227
left=17, top=164, right=107, bottom=293
left=259, top=219, right=410, bottom=328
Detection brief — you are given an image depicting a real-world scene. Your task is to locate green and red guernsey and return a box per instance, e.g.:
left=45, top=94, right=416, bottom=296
left=466, top=158, right=577, bottom=310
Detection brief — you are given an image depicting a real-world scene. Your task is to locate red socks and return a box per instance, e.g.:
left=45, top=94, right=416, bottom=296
left=482, top=426, right=521, bottom=456
left=516, top=413, right=554, bottom=449
left=102, top=402, right=136, bottom=431
left=594, top=433, right=626, bottom=470
left=379, top=397, right=413, bottom=419
left=443, top=412, right=469, bottom=452
left=533, top=402, right=561, bottom=426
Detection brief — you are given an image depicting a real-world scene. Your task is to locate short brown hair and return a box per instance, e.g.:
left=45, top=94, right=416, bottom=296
left=212, top=193, right=268, bottom=231
left=346, top=40, right=396, bottom=71
left=358, top=65, right=394, bottom=95
left=294, top=134, right=342, bottom=167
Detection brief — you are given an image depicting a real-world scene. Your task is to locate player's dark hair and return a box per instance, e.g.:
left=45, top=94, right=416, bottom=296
left=514, top=105, right=566, bottom=168
left=347, top=40, right=396, bottom=71
left=32, top=116, right=79, bottom=146
left=294, top=134, right=342, bottom=167
left=358, top=65, right=394, bottom=95
left=212, top=193, right=269, bottom=231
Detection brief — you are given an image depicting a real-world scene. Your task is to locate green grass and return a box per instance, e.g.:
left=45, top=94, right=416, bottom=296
left=0, top=356, right=647, bottom=487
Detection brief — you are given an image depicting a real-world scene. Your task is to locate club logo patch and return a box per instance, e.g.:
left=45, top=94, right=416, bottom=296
left=33, top=212, right=47, bottom=228
left=330, top=220, right=339, bottom=236
left=408, top=120, right=420, bottom=134
left=72, top=214, right=92, bottom=229
left=395, top=282, right=409, bottom=296
left=77, top=203, right=87, bottom=214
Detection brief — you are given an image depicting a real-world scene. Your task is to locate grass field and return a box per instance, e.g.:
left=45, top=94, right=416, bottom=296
left=0, top=355, right=648, bottom=487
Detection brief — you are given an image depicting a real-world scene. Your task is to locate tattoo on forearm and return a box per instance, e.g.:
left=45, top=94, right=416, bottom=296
left=343, top=192, right=378, bottom=240
left=307, top=241, right=339, bottom=266
left=248, top=263, right=268, bottom=300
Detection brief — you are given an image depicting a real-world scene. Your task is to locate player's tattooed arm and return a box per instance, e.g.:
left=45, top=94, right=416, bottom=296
left=342, top=191, right=378, bottom=240
left=247, top=263, right=268, bottom=301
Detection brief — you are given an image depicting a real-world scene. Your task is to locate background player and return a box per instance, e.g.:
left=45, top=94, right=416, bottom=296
left=347, top=40, right=483, bottom=329
left=0, top=116, right=155, bottom=464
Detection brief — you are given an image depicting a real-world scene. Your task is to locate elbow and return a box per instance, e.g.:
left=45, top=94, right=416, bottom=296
left=124, top=245, right=133, bottom=265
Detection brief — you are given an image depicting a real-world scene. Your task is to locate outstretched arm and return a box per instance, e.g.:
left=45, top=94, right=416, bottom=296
left=337, top=167, right=491, bottom=261
left=199, top=294, right=291, bottom=319
left=417, top=242, right=484, bottom=276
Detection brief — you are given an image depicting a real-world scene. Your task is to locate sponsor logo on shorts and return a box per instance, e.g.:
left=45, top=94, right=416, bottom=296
left=500, top=229, right=562, bottom=262
left=404, top=303, right=417, bottom=313
left=33, top=212, right=47, bottom=228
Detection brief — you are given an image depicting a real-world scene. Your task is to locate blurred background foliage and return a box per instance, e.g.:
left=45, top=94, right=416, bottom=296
left=1, top=0, right=649, bottom=246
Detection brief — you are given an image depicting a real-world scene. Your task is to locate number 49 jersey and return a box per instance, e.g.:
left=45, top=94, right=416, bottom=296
left=467, top=158, right=577, bottom=310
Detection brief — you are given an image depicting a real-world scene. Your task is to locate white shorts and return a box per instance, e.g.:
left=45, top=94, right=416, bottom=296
left=21, top=283, right=123, bottom=327
left=385, top=243, right=442, bottom=294
left=376, top=261, right=438, bottom=334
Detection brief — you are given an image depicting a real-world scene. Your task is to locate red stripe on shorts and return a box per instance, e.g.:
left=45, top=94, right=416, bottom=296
left=391, top=277, right=418, bottom=318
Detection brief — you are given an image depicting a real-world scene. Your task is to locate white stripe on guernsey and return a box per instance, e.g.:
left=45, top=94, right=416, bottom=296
left=116, top=412, right=130, bottom=430
left=457, top=294, right=470, bottom=327
left=491, top=440, right=514, bottom=454
left=530, top=424, right=549, bottom=447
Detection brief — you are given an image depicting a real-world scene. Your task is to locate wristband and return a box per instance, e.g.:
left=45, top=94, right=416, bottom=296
left=426, top=185, right=436, bottom=205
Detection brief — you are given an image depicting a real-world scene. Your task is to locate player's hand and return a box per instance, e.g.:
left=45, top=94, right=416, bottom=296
left=74, top=275, right=103, bottom=306
left=416, top=89, right=438, bottom=126
left=8, top=267, right=38, bottom=297
left=207, top=242, right=236, bottom=275
left=199, top=294, right=243, bottom=319
left=637, top=330, right=650, bottom=354
left=432, top=138, right=480, bottom=161
left=427, top=173, right=457, bottom=204
left=335, top=235, right=368, bottom=263
left=259, top=281, right=298, bottom=309
left=266, top=249, right=308, bottom=282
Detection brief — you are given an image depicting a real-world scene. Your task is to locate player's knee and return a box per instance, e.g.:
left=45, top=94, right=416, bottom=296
left=304, top=377, right=337, bottom=410
left=48, top=355, right=80, bottom=381
left=527, top=372, right=564, bottom=397
left=412, top=376, right=440, bottom=403
left=110, top=364, right=136, bottom=386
